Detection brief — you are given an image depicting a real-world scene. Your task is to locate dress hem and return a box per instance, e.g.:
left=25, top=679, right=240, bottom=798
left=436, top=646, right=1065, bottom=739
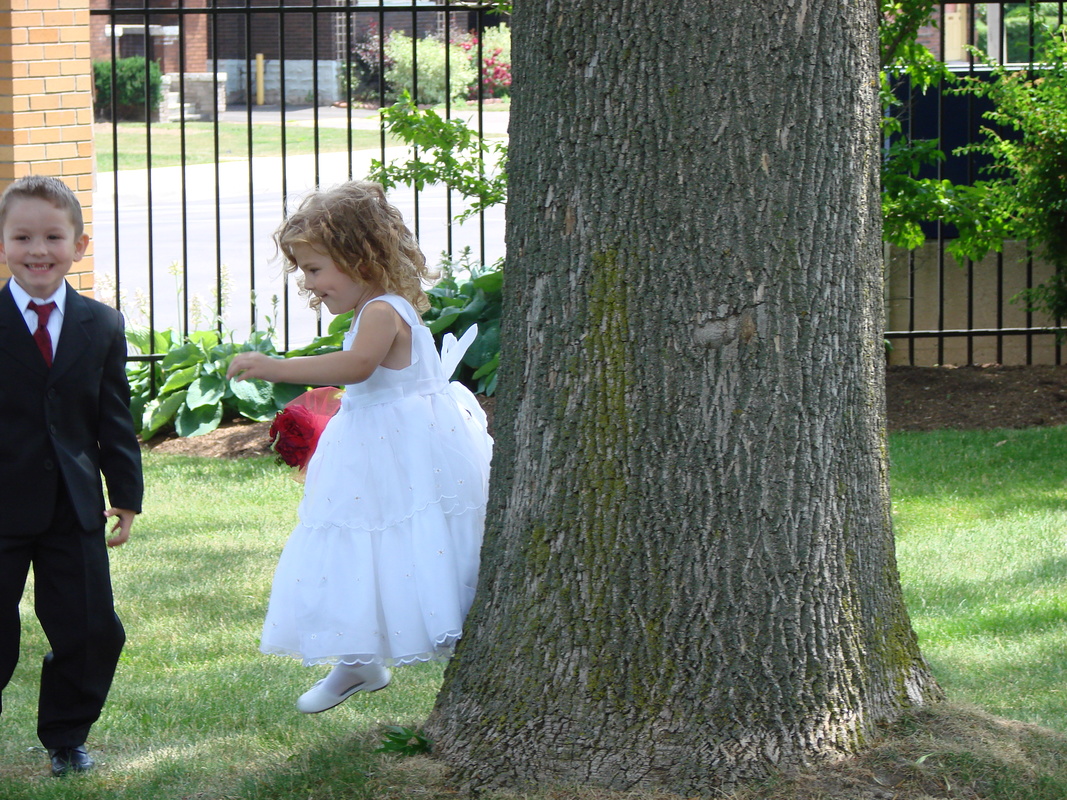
left=260, top=629, right=463, bottom=668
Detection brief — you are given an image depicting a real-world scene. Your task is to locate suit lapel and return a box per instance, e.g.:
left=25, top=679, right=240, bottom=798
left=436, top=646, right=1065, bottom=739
left=49, top=283, right=94, bottom=384
left=0, top=281, right=50, bottom=376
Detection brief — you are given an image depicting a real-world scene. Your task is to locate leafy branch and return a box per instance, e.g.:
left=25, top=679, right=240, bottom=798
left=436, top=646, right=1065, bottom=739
left=368, top=92, right=507, bottom=223
left=952, top=24, right=1067, bottom=318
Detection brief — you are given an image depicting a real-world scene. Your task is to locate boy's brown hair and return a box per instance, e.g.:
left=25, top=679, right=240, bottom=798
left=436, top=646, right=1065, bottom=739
left=0, top=176, right=85, bottom=238
left=275, top=180, right=436, bottom=312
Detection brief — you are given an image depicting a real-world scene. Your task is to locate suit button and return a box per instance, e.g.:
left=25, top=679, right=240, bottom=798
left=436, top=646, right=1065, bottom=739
left=44, top=459, right=54, bottom=471
left=49, top=424, right=57, bottom=435
left=47, top=389, right=57, bottom=401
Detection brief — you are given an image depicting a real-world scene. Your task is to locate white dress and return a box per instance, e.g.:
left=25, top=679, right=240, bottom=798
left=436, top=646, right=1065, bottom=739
left=259, top=294, right=492, bottom=667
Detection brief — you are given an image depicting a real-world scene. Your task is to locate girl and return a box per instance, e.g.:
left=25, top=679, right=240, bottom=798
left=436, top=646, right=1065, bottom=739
left=227, top=181, right=492, bottom=713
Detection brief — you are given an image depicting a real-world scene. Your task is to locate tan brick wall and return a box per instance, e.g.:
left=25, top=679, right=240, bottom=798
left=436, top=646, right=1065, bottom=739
left=0, top=0, right=95, bottom=294
left=886, top=242, right=1061, bottom=366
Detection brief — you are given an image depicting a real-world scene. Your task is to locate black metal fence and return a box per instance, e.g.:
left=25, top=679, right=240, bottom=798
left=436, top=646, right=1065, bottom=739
left=89, top=0, right=507, bottom=358
left=91, top=2, right=1066, bottom=367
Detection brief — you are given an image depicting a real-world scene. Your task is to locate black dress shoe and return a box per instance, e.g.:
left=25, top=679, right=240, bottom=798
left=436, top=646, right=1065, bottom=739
left=48, top=745, right=94, bottom=776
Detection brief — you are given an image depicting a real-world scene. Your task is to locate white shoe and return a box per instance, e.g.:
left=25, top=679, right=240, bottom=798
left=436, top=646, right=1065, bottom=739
left=295, top=664, right=392, bottom=713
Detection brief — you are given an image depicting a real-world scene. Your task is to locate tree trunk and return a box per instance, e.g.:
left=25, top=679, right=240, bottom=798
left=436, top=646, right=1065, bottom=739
left=427, top=1, right=942, bottom=793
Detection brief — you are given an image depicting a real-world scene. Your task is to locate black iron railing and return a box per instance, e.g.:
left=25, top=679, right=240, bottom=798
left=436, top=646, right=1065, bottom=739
left=89, top=0, right=507, bottom=362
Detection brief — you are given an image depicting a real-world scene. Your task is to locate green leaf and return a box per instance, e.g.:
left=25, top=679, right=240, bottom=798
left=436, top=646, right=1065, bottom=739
left=129, top=393, right=148, bottom=436
left=284, top=333, right=344, bottom=357
left=186, top=372, right=227, bottom=409
left=426, top=295, right=466, bottom=310
left=462, top=321, right=500, bottom=370
left=477, top=370, right=497, bottom=397
left=427, top=286, right=463, bottom=304
left=244, top=330, right=279, bottom=355
left=427, top=306, right=463, bottom=335
left=235, top=401, right=276, bottom=423
left=374, top=725, right=432, bottom=756
left=231, top=378, right=277, bottom=421
left=471, top=352, right=499, bottom=380
left=328, top=311, right=354, bottom=335
left=160, top=365, right=198, bottom=395
left=153, top=329, right=176, bottom=353
left=456, top=292, right=488, bottom=327
left=208, top=342, right=238, bottom=362
left=125, top=326, right=176, bottom=356
left=273, top=382, right=310, bottom=409
left=161, top=342, right=201, bottom=370
left=143, top=391, right=187, bottom=437
left=230, top=377, right=274, bottom=405
left=187, top=330, right=221, bottom=349
left=472, top=269, right=503, bottom=293
left=175, top=402, right=224, bottom=437
left=124, top=326, right=153, bottom=355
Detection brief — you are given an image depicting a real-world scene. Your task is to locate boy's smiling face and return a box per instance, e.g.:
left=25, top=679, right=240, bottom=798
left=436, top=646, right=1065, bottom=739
left=0, top=196, right=89, bottom=299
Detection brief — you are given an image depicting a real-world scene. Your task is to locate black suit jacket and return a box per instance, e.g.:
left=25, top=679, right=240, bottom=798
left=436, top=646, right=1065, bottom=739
left=0, top=281, right=143, bottom=533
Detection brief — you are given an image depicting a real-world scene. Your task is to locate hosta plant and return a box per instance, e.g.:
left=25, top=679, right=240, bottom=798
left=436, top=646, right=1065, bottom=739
left=126, top=326, right=306, bottom=439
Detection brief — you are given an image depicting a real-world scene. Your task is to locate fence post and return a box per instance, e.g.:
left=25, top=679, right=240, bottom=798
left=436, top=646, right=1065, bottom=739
left=0, top=0, right=96, bottom=294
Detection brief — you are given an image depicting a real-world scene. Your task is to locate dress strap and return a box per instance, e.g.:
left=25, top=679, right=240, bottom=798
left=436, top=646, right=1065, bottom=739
left=353, top=294, right=423, bottom=368
left=361, top=294, right=422, bottom=328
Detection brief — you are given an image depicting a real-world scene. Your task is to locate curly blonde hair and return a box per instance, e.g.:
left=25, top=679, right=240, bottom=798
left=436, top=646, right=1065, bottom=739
left=275, top=181, right=436, bottom=311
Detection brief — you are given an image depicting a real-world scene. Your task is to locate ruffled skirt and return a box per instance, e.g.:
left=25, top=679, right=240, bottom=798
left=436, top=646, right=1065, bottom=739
left=260, top=387, right=490, bottom=666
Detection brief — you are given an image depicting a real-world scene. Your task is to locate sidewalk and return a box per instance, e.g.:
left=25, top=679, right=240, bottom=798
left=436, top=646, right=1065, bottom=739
left=91, top=104, right=507, bottom=347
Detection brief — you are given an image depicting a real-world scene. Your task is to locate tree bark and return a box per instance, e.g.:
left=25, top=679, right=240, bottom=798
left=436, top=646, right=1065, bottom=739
left=427, top=1, right=942, bottom=793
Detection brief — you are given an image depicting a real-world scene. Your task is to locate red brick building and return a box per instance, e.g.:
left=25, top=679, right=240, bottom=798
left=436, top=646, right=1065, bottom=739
left=90, top=0, right=209, bottom=74
left=88, top=0, right=473, bottom=106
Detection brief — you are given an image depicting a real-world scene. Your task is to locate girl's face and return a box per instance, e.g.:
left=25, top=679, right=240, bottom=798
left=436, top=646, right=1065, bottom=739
left=291, top=242, right=367, bottom=316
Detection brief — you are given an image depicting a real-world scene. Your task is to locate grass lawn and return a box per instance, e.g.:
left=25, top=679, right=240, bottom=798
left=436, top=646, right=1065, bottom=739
left=93, top=122, right=399, bottom=172
left=892, top=426, right=1067, bottom=730
left=0, top=456, right=444, bottom=799
left=93, top=100, right=509, bottom=172
left=1, top=426, right=1066, bottom=798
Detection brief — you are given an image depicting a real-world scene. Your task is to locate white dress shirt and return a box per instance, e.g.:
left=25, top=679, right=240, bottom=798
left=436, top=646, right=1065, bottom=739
left=8, top=279, right=66, bottom=361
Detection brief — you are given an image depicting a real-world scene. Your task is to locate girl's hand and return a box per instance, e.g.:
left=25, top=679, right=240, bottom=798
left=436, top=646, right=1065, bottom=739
left=224, top=301, right=404, bottom=388
left=227, top=351, right=277, bottom=382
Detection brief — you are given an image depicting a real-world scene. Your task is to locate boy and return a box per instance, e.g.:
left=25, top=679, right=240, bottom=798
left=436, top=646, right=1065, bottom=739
left=0, top=175, right=143, bottom=776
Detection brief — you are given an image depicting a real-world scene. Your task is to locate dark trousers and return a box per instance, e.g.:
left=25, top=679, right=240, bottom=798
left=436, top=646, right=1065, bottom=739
left=0, top=485, right=125, bottom=748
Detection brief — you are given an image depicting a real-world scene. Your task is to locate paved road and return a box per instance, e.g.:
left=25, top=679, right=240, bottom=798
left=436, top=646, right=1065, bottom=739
left=92, top=104, right=508, bottom=349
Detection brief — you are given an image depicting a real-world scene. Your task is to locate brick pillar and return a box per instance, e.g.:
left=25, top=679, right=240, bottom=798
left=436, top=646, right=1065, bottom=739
left=0, top=0, right=96, bottom=294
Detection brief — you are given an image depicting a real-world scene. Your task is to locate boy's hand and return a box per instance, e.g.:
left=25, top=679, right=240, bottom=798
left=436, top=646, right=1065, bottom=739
left=104, top=507, right=137, bottom=547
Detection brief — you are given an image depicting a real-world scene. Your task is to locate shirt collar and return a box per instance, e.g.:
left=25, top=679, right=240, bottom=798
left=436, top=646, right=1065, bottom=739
left=8, top=279, right=68, bottom=316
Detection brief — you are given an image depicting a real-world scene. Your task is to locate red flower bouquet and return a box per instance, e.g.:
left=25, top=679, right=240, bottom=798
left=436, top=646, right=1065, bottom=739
left=269, top=387, right=343, bottom=471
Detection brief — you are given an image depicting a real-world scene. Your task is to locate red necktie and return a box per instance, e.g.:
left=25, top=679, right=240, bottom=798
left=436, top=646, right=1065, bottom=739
left=28, top=300, right=56, bottom=367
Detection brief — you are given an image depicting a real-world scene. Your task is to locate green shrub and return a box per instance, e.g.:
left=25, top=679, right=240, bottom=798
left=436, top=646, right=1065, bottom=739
left=423, top=251, right=502, bottom=396
left=952, top=24, right=1067, bottom=320
left=126, top=326, right=306, bottom=439
left=384, top=32, right=476, bottom=105
left=93, top=57, right=163, bottom=120
left=976, top=3, right=1067, bottom=63
left=458, top=24, right=512, bottom=98
left=366, top=96, right=504, bottom=396
left=127, top=277, right=501, bottom=438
